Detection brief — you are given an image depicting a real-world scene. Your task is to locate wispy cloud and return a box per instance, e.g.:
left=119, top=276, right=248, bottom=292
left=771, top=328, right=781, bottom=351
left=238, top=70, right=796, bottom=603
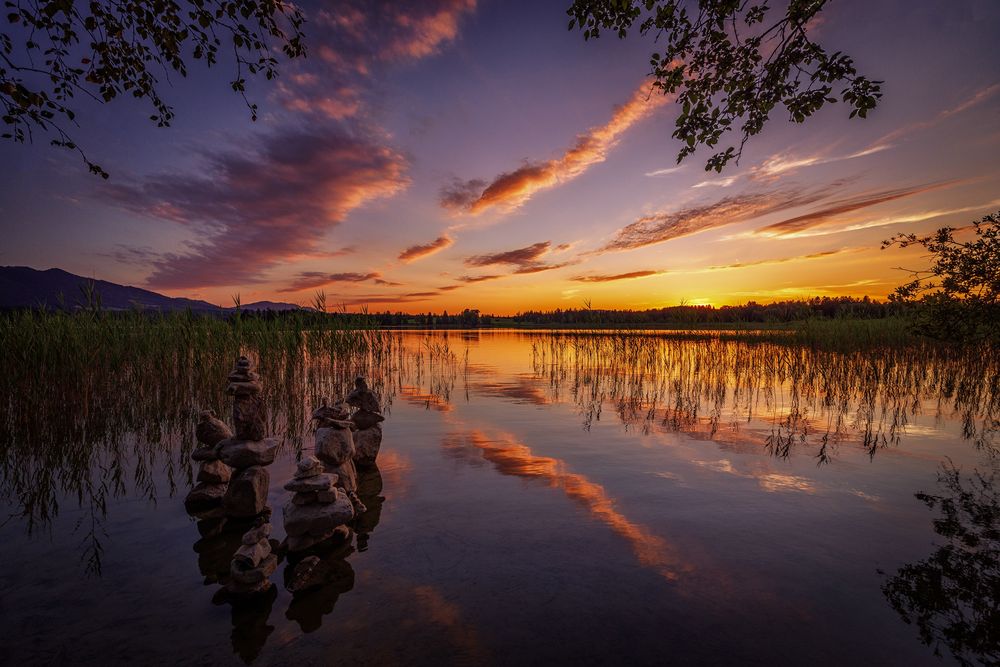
left=465, top=241, right=552, bottom=267
left=106, top=126, right=409, bottom=289
left=645, top=165, right=684, bottom=177
left=278, top=271, right=384, bottom=293
left=599, top=183, right=846, bottom=253
left=571, top=270, right=665, bottom=282
left=752, top=181, right=959, bottom=237
left=692, top=175, right=739, bottom=188
left=701, top=248, right=862, bottom=271
left=750, top=143, right=893, bottom=181
left=874, top=83, right=1000, bottom=147
left=441, top=81, right=669, bottom=214
left=398, top=235, right=454, bottom=262
left=458, top=274, right=503, bottom=283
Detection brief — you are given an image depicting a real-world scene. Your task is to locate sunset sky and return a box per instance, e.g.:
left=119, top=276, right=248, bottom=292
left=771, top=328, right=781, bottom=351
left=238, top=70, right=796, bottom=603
left=1, top=0, right=998, bottom=313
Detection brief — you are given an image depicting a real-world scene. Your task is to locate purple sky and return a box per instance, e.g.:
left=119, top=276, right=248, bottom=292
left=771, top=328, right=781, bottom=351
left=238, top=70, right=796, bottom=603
left=1, top=0, right=998, bottom=312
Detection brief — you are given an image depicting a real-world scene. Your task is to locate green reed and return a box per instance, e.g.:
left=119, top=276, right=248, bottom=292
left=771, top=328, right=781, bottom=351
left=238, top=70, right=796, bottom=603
left=527, top=330, right=999, bottom=462
left=0, top=307, right=394, bottom=536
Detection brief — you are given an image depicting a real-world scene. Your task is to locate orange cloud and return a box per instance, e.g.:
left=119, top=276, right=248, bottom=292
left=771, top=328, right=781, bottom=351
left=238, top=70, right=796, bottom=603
left=753, top=181, right=959, bottom=237
left=399, top=236, right=454, bottom=262
left=599, top=183, right=845, bottom=253
left=571, top=270, right=665, bottom=282
left=442, top=81, right=669, bottom=214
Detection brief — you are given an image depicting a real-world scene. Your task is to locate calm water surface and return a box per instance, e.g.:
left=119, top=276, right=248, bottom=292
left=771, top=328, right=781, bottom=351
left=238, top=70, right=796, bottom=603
left=1, top=330, right=997, bottom=666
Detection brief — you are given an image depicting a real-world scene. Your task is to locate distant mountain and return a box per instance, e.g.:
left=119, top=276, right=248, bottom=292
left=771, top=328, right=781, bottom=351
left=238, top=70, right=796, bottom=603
left=0, top=266, right=302, bottom=312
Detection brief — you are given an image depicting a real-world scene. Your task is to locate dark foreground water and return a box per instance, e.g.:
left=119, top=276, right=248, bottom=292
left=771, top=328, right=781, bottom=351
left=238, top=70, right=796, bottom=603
left=1, top=330, right=997, bottom=666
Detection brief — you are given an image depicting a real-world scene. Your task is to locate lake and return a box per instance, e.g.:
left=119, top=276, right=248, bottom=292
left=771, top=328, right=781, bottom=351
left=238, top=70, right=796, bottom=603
left=1, top=329, right=997, bottom=666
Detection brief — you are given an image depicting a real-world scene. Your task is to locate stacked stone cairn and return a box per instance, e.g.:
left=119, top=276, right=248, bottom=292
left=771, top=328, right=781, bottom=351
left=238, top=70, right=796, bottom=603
left=184, top=410, right=234, bottom=517
left=227, top=521, right=279, bottom=595
left=282, top=455, right=355, bottom=552
left=183, top=357, right=278, bottom=520
left=312, top=398, right=368, bottom=514
left=347, top=376, right=384, bottom=468
left=218, top=357, right=279, bottom=517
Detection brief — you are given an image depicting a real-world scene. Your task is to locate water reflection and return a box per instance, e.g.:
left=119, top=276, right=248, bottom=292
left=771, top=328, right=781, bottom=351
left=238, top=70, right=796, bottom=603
left=882, top=462, right=1000, bottom=666
left=526, top=333, right=998, bottom=461
left=2, top=330, right=1000, bottom=664
left=443, top=428, right=689, bottom=581
left=212, top=585, right=279, bottom=664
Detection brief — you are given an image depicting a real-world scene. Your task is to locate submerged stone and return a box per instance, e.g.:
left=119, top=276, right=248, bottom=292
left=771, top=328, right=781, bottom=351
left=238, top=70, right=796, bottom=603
left=282, top=490, right=354, bottom=538
left=228, top=553, right=278, bottom=594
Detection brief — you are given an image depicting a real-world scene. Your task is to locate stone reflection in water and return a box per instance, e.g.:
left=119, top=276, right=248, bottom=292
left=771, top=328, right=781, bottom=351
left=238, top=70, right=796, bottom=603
left=212, top=584, right=280, bottom=665
left=881, top=462, right=1000, bottom=667
left=284, top=539, right=357, bottom=633
left=355, top=465, right=385, bottom=551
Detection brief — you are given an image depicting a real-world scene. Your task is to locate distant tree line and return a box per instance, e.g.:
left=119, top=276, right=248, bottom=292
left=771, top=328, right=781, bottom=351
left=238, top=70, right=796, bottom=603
left=357, top=297, right=901, bottom=329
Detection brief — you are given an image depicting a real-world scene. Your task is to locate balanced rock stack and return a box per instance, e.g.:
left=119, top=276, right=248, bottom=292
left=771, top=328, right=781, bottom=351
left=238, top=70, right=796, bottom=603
left=218, top=356, right=279, bottom=517
left=227, top=522, right=279, bottom=595
left=184, top=410, right=234, bottom=517
left=312, top=398, right=368, bottom=514
left=347, top=376, right=384, bottom=468
left=282, top=456, right=355, bottom=552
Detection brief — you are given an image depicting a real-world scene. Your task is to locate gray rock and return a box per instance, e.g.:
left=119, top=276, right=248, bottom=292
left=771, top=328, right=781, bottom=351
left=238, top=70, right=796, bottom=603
left=226, top=356, right=259, bottom=383
left=353, top=424, right=382, bottom=467
left=293, top=456, right=323, bottom=479
left=228, top=553, right=278, bottom=593
left=191, top=444, right=220, bottom=462
left=315, top=427, right=354, bottom=466
left=232, top=393, right=266, bottom=441
left=227, top=379, right=263, bottom=396
left=347, top=376, right=381, bottom=413
left=292, top=492, right=318, bottom=505
left=327, top=458, right=358, bottom=494
left=184, top=482, right=227, bottom=514
left=198, top=459, right=232, bottom=484
left=224, top=466, right=270, bottom=517
left=241, top=523, right=271, bottom=545
left=283, top=473, right=336, bottom=494
left=196, top=410, right=233, bottom=448
left=234, top=538, right=271, bottom=568
left=316, top=489, right=339, bottom=503
left=217, top=438, right=278, bottom=469
left=351, top=409, right=385, bottom=430
left=312, top=398, right=350, bottom=427
left=282, top=490, right=354, bottom=537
